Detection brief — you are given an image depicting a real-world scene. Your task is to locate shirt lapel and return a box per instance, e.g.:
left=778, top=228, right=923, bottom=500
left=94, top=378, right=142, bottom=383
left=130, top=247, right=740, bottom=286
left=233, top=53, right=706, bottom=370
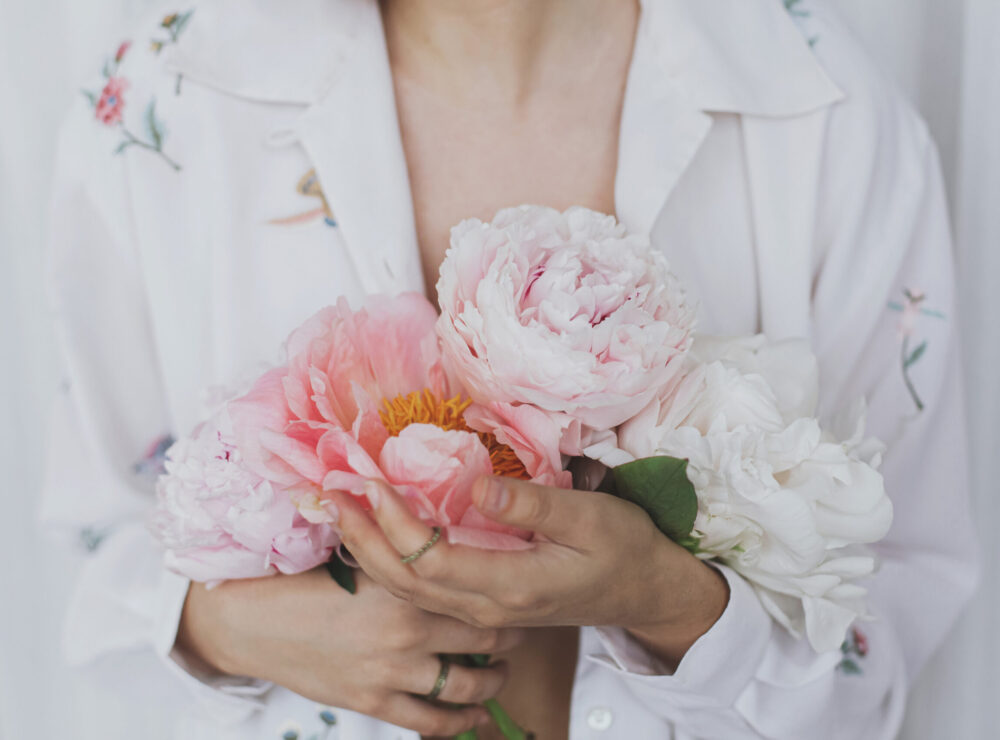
left=615, top=3, right=714, bottom=237
left=291, top=0, right=424, bottom=297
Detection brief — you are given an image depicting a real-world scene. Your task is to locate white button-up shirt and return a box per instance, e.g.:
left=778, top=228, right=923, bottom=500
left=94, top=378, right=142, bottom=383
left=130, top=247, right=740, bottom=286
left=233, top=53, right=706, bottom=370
left=43, top=1, right=978, bottom=738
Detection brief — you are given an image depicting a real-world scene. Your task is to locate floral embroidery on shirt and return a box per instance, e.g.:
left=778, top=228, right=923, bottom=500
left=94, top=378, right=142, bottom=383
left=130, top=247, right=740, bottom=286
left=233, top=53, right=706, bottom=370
left=276, top=707, right=338, bottom=740
left=838, top=627, right=869, bottom=675
left=79, top=525, right=114, bottom=553
left=888, top=288, right=947, bottom=412
left=150, top=10, right=195, bottom=54
left=82, top=41, right=183, bottom=171
left=133, top=433, right=176, bottom=481
left=268, top=169, right=338, bottom=227
left=783, top=0, right=819, bottom=46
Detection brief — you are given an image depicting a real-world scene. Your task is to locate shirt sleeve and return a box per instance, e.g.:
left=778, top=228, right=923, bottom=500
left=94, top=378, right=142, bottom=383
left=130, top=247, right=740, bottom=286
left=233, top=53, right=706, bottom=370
left=586, top=87, right=979, bottom=740
left=42, top=96, right=271, bottom=725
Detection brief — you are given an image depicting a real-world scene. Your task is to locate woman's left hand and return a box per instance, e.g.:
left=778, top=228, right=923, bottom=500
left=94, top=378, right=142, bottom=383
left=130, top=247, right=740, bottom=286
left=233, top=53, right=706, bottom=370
left=331, top=476, right=730, bottom=666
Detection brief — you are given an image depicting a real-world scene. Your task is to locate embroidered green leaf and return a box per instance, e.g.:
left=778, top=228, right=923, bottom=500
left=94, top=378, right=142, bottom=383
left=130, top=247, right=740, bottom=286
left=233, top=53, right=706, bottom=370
left=114, top=141, right=131, bottom=155
left=904, top=340, right=927, bottom=369
left=144, top=100, right=163, bottom=149
left=81, top=89, right=98, bottom=107
left=612, top=456, right=699, bottom=552
left=173, top=10, right=195, bottom=37
left=838, top=658, right=862, bottom=675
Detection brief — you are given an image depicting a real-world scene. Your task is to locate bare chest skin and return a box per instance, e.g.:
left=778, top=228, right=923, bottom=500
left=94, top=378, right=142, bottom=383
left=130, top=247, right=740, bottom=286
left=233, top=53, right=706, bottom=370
left=391, top=49, right=633, bottom=302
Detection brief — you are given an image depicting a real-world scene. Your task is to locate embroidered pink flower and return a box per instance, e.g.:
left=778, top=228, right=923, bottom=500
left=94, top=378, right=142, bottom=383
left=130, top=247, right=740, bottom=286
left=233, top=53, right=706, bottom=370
left=226, top=293, right=569, bottom=553
left=853, top=628, right=869, bottom=657
left=95, top=77, right=128, bottom=125
left=114, top=40, right=132, bottom=62
left=435, top=205, right=694, bottom=455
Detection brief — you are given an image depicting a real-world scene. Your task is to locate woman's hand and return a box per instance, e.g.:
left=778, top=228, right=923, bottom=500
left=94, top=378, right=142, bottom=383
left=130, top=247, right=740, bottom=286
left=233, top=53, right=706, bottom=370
left=177, top=567, right=524, bottom=736
left=334, top=477, right=730, bottom=668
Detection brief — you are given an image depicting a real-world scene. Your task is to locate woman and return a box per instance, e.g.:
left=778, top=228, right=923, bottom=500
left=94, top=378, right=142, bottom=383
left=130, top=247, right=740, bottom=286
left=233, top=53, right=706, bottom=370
left=45, top=0, right=977, bottom=738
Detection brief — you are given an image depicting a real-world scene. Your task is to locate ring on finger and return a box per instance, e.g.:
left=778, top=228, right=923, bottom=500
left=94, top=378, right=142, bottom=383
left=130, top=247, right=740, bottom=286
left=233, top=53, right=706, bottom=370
left=401, top=526, right=442, bottom=564
left=425, top=655, right=450, bottom=701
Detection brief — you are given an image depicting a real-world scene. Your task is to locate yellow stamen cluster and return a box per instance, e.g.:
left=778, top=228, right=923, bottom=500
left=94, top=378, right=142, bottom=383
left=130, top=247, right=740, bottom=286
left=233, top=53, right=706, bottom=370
left=379, top=389, right=531, bottom=480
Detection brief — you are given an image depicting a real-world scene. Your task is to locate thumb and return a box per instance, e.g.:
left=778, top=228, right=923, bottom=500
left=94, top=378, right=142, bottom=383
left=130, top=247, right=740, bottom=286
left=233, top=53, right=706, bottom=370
left=472, top=476, right=582, bottom=542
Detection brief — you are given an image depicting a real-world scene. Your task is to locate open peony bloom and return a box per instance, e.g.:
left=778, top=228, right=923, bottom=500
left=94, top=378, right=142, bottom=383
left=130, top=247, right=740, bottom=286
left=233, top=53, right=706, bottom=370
left=150, top=407, right=339, bottom=583
left=436, top=205, right=695, bottom=455
left=227, top=293, right=569, bottom=554
left=585, top=335, right=893, bottom=653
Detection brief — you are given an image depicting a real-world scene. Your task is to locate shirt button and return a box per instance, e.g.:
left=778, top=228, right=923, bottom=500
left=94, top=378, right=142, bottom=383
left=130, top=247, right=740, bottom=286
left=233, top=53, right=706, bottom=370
left=586, top=706, right=614, bottom=731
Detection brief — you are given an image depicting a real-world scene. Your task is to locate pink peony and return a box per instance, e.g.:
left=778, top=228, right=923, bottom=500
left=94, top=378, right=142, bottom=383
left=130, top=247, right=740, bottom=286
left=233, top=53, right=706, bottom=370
left=95, top=77, right=127, bottom=125
left=226, top=293, right=569, bottom=553
left=150, top=407, right=338, bottom=583
left=435, top=205, right=695, bottom=455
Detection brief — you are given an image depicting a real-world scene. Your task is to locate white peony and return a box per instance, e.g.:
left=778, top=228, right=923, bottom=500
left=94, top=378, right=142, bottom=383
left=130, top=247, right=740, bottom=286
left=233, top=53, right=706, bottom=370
left=585, top=335, right=893, bottom=652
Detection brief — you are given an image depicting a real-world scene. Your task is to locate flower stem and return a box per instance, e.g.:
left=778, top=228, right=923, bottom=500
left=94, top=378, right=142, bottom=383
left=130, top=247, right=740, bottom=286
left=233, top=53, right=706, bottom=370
left=483, top=698, right=530, bottom=740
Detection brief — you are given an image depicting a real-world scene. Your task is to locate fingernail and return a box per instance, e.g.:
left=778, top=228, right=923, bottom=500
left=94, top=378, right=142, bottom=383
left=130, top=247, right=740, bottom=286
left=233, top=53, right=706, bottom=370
left=364, top=480, right=380, bottom=510
left=476, top=711, right=492, bottom=727
left=482, top=478, right=509, bottom=513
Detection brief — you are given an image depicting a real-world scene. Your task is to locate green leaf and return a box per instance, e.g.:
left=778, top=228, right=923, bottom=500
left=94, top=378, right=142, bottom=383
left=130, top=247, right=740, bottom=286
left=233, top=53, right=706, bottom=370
left=325, top=556, right=356, bottom=594
left=174, top=10, right=195, bottom=37
left=81, top=89, right=98, bottom=107
left=145, top=100, right=163, bottom=149
left=904, top=340, right=927, bottom=369
left=838, top=658, right=862, bottom=675
left=613, top=456, right=698, bottom=549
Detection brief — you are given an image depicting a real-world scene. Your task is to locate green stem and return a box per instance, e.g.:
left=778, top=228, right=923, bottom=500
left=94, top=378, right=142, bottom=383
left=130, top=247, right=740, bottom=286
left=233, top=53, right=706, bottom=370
left=451, top=655, right=531, bottom=740
left=483, top=698, right=529, bottom=740
left=900, top=337, right=925, bottom=411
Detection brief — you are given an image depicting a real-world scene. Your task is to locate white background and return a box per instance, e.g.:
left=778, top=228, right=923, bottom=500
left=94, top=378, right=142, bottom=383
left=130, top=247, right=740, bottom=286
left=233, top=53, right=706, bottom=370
left=1, top=1, right=996, bottom=737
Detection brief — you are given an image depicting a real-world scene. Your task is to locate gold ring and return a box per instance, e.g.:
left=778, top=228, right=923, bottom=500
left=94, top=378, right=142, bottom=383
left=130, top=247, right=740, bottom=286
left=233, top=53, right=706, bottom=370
left=426, top=655, right=450, bottom=701
left=400, top=526, right=442, bottom=564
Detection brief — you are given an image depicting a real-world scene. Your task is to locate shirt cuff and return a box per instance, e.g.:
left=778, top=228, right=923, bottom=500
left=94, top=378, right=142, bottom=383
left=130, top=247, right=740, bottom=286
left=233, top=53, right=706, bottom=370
left=153, top=569, right=274, bottom=724
left=589, top=564, right=773, bottom=712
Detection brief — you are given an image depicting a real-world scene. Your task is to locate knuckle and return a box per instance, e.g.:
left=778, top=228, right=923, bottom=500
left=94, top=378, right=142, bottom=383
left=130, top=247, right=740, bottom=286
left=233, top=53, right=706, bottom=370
left=473, top=608, right=508, bottom=629
left=523, top=490, right=553, bottom=526
left=418, top=715, right=455, bottom=738
left=413, top=550, right=448, bottom=581
left=445, top=669, right=477, bottom=702
left=499, top=587, right=538, bottom=613
left=352, top=691, right=382, bottom=717
left=476, top=628, right=502, bottom=653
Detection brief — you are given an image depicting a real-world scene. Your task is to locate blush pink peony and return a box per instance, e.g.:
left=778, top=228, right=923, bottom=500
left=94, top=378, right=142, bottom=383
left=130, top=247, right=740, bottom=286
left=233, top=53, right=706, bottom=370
left=435, top=205, right=695, bottom=455
left=150, top=406, right=339, bottom=583
left=153, top=294, right=572, bottom=581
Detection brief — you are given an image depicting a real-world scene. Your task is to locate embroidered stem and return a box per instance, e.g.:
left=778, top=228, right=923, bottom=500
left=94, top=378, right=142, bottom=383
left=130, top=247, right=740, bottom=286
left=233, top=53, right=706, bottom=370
left=900, top=336, right=925, bottom=412
left=118, top=127, right=182, bottom=171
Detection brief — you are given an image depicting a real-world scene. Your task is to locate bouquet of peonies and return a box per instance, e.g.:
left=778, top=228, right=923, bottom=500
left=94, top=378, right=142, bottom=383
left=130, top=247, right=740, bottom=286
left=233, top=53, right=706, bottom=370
left=152, top=205, right=891, bottom=733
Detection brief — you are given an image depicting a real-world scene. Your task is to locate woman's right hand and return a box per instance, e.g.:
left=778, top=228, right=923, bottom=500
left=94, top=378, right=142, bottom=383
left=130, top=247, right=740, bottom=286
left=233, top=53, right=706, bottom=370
left=177, top=567, right=522, bottom=736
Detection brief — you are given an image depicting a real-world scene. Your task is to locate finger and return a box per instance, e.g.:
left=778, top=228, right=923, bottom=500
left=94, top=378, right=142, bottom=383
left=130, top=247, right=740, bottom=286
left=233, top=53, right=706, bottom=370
left=473, top=476, right=601, bottom=544
left=365, top=479, right=442, bottom=562
left=330, top=489, right=420, bottom=593
left=380, top=693, right=489, bottom=737
left=404, top=658, right=508, bottom=706
left=332, top=491, right=487, bottom=618
left=420, top=616, right=527, bottom=654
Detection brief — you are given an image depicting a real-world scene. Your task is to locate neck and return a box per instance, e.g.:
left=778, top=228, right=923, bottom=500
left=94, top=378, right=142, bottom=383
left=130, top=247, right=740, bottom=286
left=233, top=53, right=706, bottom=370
left=381, top=0, right=639, bottom=104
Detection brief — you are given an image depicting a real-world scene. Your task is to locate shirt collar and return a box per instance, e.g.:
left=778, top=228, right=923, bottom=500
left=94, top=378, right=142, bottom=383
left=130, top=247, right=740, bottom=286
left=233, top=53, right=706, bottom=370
left=166, top=0, right=844, bottom=115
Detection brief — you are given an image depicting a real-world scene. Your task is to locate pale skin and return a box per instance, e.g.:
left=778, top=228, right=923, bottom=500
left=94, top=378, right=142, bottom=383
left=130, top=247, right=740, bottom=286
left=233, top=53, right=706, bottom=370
left=179, top=0, right=730, bottom=737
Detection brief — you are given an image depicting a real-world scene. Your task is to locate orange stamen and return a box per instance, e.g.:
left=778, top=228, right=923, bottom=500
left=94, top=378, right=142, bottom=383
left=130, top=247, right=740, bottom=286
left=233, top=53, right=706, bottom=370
left=379, top=390, right=531, bottom=480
